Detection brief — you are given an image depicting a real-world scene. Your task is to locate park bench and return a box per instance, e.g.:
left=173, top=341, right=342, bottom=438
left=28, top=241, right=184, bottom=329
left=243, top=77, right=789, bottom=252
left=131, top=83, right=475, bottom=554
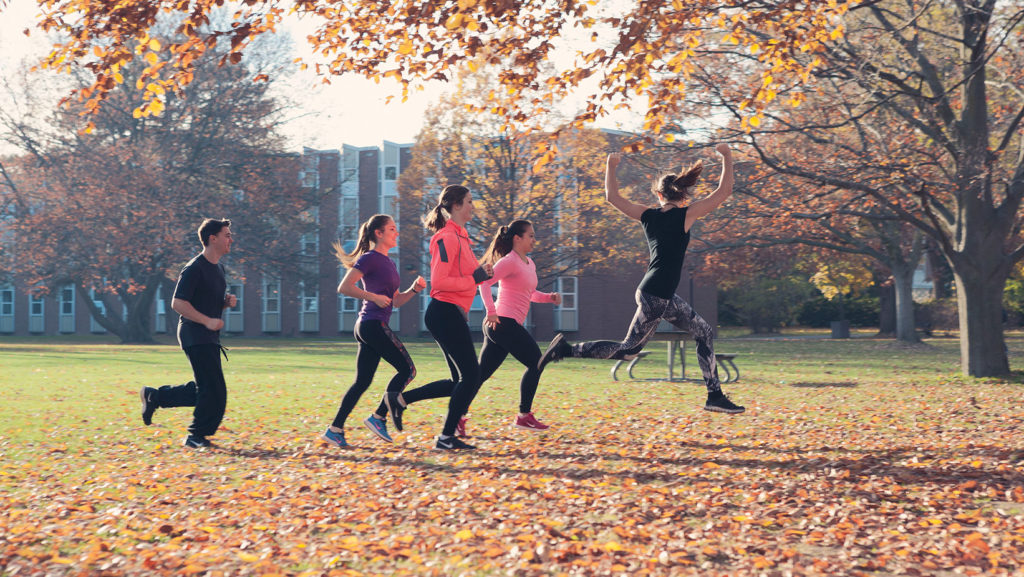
left=610, top=331, right=740, bottom=383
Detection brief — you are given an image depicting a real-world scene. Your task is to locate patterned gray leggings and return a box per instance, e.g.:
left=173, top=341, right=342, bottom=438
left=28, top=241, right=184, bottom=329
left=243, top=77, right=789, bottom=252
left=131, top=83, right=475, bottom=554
left=571, top=289, right=721, bottom=392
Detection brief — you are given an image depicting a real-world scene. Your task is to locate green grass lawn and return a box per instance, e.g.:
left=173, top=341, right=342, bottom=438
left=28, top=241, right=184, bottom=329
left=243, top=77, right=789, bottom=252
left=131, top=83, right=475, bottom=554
left=2, top=332, right=1023, bottom=576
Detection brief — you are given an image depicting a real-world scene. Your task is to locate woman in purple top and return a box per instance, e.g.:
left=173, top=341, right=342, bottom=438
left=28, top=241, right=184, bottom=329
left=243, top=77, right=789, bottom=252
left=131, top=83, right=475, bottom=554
left=321, top=214, right=426, bottom=448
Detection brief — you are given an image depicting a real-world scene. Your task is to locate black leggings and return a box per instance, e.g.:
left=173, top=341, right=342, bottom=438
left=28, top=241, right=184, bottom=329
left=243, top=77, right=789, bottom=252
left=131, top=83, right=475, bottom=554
left=155, top=343, right=227, bottom=438
left=479, top=317, right=542, bottom=414
left=331, top=319, right=415, bottom=428
left=401, top=299, right=480, bottom=436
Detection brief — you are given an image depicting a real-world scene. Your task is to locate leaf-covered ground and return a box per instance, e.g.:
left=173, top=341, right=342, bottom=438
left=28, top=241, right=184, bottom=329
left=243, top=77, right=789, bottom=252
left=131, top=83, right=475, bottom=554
left=2, top=336, right=1023, bottom=576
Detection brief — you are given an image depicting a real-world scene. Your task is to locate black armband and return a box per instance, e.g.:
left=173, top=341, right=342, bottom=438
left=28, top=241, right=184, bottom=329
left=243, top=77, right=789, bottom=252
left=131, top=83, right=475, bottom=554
left=472, top=267, right=490, bottom=284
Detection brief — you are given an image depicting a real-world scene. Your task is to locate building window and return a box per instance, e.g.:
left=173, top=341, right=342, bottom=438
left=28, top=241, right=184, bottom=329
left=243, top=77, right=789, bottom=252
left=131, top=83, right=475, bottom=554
left=1, top=285, right=14, bottom=316
left=341, top=295, right=359, bottom=313
left=30, top=294, right=44, bottom=316
left=263, top=280, right=280, bottom=313
left=299, top=280, right=319, bottom=332
left=262, top=277, right=281, bottom=333
left=29, top=292, right=45, bottom=333
left=301, top=232, right=319, bottom=256
left=58, top=284, right=75, bottom=333
left=554, top=276, right=578, bottom=332
left=91, top=288, right=108, bottom=334
left=0, top=285, right=14, bottom=333
left=59, top=285, right=74, bottom=315
left=339, top=195, right=359, bottom=244
left=384, top=166, right=397, bottom=180
left=301, top=151, right=320, bottom=188
left=224, top=283, right=244, bottom=333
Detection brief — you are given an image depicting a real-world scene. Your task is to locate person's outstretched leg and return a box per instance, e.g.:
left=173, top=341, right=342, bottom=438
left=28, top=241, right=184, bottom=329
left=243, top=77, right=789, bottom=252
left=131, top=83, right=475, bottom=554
left=540, top=290, right=665, bottom=370
left=663, top=294, right=744, bottom=414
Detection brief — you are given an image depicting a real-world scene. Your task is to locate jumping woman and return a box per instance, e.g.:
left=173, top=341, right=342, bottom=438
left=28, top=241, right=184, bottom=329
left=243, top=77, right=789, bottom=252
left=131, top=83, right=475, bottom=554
left=477, top=220, right=562, bottom=431
left=321, top=214, right=426, bottom=448
left=397, top=185, right=493, bottom=450
left=539, top=145, right=745, bottom=414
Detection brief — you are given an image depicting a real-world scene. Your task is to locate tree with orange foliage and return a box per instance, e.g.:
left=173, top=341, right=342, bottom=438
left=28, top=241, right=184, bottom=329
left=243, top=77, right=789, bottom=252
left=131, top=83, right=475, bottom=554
left=674, top=2, right=1024, bottom=373
left=0, top=27, right=309, bottom=343
left=8, top=0, right=853, bottom=134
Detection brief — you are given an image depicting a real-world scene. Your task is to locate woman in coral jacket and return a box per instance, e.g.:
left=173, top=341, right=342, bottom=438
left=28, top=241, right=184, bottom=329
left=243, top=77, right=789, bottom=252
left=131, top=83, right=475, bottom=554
left=476, top=219, right=562, bottom=432
left=395, top=185, right=493, bottom=450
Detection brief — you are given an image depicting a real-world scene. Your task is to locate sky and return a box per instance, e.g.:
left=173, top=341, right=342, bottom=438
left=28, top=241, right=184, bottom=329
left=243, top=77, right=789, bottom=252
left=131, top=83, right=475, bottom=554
left=0, top=0, right=456, bottom=153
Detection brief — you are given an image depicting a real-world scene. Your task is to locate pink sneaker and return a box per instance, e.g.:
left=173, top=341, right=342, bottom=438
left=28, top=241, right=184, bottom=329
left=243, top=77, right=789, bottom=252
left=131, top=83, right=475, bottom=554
left=514, top=412, right=550, bottom=431
left=455, top=415, right=469, bottom=438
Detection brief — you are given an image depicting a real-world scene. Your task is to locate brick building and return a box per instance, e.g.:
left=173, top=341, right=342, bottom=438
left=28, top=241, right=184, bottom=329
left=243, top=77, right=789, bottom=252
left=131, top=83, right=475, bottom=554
left=0, top=141, right=715, bottom=340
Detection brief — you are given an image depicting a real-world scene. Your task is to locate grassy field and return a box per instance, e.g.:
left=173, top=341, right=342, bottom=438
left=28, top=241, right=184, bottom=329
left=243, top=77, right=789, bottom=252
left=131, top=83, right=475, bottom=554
left=2, top=332, right=1023, bottom=576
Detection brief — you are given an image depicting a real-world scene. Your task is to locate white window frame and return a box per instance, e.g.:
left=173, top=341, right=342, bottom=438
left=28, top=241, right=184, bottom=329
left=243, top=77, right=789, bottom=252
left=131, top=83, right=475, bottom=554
left=0, top=284, right=14, bottom=333
left=58, top=284, right=75, bottom=333
left=224, top=283, right=244, bottom=333
left=29, top=292, right=45, bottom=333
left=262, top=277, right=281, bottom=333
left=91, top=287, right=108, bottom=333
left=299, top=280, right=319, bottom=332
left=554, top=276, right=578, bottom=332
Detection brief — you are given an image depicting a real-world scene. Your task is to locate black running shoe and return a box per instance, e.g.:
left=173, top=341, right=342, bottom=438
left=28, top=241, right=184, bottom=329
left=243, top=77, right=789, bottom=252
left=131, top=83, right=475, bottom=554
left=704, top=390, right=745, bottom=414
left=183, top=435, right=212, bottom=448
left=384, top=391, right=406, bottom=432
left=538, top=333, right=571, bottom=371
left=140, top=387, right=158, bottom=426
left=434, top=435, right=476, bottom=451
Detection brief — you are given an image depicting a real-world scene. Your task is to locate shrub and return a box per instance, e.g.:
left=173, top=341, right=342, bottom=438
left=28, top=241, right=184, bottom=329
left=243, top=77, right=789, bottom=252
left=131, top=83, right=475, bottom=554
left=797, top=294, right=879, bottom=328
left=719, top=276, right=816, bottom=333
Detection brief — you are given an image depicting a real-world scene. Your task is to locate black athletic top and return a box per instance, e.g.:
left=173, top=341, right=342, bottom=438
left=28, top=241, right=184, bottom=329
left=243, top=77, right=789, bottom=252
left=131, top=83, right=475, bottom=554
left=638, top=206, right=690, bottom=299
left=173, top=254, right=227, bottom=349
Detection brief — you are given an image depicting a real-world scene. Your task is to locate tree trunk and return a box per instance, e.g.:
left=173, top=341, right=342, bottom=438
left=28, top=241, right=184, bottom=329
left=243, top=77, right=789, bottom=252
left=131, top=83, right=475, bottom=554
left=877, top=280, right=896, bottom=336
left=122, top=313, right=156, bottom=344
left=120, top=277, right=160, bottom=344
left=891, top=264, right=919, bottom=343
left=954, top=272, right=1009, bottom=377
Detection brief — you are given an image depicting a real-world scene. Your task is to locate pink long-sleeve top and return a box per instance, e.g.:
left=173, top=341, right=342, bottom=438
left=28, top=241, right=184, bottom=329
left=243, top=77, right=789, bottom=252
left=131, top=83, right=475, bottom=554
left=478, top=252, right=557, bottom=325
left=429, top=220, right=488, bottom=313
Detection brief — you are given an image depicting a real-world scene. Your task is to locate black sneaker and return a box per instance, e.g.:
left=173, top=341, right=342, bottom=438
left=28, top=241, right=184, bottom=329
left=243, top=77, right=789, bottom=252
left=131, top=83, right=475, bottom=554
left=384, top=391, right=406, bottom=432
left=183, top=435, right=212, bottom=448
left=140, top=387, right=158, bottom=426
left=538, top=333, right=572, bottom=371
left=704, top=390, right=745, bottom=414
left=434, top=435, right=476, bottom=451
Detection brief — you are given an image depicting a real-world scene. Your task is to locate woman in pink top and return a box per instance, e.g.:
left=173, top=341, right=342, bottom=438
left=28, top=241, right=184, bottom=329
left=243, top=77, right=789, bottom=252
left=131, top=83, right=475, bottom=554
left=477, top=220, right=562, bottom=431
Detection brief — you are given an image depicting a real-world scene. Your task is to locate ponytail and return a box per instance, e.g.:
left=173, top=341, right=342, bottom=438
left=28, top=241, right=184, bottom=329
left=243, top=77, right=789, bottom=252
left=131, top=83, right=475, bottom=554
left=422, top=184, right=470, bottom=232
left=334, top=214, right=392, bottom=269
left=481, top=219, right=532, bottom=265
left=422, top=203, right=449, bottom=232
left=653, top=160, right=704, bottom=202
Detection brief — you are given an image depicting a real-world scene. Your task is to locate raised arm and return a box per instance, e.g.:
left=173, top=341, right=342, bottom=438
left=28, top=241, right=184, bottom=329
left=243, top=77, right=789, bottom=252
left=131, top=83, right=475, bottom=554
left=605, top=153, right=648, bottom=221
left=684, top=144, right=734, bottom=232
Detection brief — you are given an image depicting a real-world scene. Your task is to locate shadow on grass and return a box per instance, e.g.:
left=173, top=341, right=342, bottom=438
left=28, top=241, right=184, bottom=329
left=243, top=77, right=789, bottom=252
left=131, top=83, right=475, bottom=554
left=789, top=382, right=859, bottom=388
left=213, top=436, right=1024, bottom=491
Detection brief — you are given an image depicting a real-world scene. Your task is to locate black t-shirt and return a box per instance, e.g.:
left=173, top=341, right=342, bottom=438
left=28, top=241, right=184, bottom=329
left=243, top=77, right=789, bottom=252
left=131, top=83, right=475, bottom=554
left=173, top=254, right=227, bottom=349
left=638, top=206, right=690, bottom=299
